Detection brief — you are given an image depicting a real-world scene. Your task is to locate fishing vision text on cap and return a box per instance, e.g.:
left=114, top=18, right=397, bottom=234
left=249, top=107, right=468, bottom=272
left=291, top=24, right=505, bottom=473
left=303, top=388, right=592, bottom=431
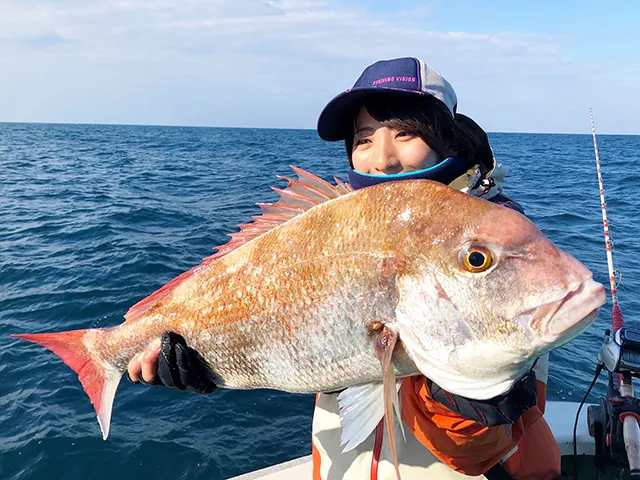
left=317, top=57, right=458, bottom=141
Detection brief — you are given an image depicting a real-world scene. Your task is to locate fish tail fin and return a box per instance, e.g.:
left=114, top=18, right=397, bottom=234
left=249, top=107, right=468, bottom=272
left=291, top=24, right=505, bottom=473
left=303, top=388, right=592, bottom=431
left=12, top=329, right=122, bottom=440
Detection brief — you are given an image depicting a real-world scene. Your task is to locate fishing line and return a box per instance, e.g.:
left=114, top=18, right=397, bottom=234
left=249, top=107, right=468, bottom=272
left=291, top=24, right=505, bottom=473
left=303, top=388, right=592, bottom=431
left=574, top=364, right=603, bottom=480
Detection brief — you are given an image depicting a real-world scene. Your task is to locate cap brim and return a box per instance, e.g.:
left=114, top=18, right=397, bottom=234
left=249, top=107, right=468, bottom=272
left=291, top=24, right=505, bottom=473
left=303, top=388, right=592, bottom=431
left=316, top=88, right=425, bottom=142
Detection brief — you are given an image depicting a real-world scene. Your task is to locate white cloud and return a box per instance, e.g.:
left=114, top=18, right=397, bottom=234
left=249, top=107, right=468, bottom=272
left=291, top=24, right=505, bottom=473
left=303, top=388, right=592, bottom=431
left=0, top=0, right=635, bottom=133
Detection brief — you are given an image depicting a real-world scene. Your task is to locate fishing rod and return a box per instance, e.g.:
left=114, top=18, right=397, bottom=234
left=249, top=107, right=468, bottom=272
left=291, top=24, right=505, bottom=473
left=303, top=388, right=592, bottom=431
left=591, top=107, right=623, bottom=325
left=574, top=109, right=640, bottom=479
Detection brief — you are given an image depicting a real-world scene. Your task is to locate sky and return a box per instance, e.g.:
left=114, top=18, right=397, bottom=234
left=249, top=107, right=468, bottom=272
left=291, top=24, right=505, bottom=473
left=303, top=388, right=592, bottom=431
left=0, top=0, right=638, bottom=134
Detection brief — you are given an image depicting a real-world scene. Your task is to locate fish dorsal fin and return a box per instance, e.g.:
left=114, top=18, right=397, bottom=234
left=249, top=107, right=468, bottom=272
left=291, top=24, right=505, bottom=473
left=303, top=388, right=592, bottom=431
left=124, top=166, right=353, bottom=322
left=213, top=166, right=352, bottom=259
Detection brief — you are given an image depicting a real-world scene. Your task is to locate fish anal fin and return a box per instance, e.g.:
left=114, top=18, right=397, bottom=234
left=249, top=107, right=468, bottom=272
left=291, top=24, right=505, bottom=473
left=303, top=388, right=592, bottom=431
left=124, top=167, right=350, bottom=323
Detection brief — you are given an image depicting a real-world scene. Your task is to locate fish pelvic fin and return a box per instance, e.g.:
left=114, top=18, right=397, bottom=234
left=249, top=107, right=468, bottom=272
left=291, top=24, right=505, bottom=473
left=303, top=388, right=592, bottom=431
left=378, top=325, right=404, bottom=480
left=337, top=324, right=405, bottom=480
left=12, top=329, right=122, bottom=440
left=124, top=166, right=354, bottom=322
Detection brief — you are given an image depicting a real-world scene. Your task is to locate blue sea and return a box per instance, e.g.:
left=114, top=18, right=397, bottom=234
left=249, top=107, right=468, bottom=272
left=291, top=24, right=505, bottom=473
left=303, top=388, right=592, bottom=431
left=1, top=123, right=639, bottom=479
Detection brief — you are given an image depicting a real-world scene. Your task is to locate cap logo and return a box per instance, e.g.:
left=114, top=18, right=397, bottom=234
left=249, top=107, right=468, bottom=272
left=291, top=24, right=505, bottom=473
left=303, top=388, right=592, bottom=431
left=371, top=76, right=416, bottom=86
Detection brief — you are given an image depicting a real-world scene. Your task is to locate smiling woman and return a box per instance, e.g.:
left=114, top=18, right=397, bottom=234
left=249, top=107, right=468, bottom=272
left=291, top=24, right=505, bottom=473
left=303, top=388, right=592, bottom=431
left=349, top=98, right=450, bottom=174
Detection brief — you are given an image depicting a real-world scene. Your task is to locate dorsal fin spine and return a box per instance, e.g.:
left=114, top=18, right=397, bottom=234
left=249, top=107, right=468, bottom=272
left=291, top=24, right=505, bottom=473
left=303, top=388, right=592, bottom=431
left=123, top=167, right=352, bottom=323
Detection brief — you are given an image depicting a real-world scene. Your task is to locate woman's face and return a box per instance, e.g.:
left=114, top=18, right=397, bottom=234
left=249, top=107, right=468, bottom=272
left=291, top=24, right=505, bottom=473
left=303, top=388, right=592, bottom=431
left=351, top=106, right=440, bottom=175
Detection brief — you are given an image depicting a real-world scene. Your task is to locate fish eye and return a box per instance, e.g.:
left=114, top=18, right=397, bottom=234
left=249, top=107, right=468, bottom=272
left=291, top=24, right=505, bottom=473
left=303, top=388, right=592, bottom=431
left=460, top=246, right=493, bottom=273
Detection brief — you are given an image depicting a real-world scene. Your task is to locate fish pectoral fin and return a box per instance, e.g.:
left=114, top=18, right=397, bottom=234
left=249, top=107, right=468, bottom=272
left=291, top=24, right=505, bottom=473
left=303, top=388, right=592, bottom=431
left=337, top=379, right=405, bottom=453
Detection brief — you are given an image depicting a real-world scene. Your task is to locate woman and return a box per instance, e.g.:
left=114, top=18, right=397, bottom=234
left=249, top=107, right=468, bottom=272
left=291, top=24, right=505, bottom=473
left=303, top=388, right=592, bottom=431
left=128, top=57, right=560, bottom=479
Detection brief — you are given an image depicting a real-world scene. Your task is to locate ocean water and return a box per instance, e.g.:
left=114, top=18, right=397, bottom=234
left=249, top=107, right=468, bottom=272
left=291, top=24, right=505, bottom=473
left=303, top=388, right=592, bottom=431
left=1, top=122, right=639, bottom=479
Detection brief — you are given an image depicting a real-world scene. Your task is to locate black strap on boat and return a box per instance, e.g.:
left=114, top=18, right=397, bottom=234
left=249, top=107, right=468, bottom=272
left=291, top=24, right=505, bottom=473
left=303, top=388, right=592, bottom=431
left=484, top=463, right=514, bottom=480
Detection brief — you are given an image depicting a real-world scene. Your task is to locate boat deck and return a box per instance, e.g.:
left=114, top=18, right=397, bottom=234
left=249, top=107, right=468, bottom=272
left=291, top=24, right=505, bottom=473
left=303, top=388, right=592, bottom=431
left=230, top=401, right=631, bottom=479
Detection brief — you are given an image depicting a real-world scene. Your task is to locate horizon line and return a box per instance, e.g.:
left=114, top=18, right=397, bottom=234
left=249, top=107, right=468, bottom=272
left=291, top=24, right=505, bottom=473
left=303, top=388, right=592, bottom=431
left=0, top=120, right=636, bottom=137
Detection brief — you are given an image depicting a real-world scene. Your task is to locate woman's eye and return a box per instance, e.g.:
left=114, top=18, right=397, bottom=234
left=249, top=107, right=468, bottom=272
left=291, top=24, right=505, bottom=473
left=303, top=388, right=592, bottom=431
left=395, top=131, right=414, bottom=139
left=354, top=138, right=370, bottom=146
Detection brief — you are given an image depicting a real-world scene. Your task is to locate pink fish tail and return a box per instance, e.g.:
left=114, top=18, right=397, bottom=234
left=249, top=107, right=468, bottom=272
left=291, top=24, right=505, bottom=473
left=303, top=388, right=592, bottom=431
left=12, top=329, right=121, bottom=440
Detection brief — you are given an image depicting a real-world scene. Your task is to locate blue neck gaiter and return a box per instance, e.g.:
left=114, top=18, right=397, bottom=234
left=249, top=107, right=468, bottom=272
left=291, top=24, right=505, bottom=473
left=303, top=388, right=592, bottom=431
left=348, top=156, right=468, bottom=191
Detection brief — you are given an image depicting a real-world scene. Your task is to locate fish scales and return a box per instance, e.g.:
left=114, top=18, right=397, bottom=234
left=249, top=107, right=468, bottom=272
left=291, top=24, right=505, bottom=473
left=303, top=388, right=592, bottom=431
left=95, top=183, right=424, bottom=391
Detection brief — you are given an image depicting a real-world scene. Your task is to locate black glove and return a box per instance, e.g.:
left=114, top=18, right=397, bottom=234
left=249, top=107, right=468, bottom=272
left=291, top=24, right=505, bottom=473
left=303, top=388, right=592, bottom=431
left=427, top=370, right=538, bottom=427
left=129, top=331, right=218, bottom=394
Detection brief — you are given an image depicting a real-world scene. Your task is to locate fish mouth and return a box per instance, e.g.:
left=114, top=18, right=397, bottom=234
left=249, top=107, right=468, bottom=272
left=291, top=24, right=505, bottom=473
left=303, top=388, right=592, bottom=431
left=518, top=277, right=606, bottom=342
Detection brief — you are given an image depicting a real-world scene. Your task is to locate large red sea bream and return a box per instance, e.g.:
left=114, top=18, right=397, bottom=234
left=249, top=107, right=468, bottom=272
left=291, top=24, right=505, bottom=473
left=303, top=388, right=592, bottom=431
left=13, top=167, right=605, bottom=477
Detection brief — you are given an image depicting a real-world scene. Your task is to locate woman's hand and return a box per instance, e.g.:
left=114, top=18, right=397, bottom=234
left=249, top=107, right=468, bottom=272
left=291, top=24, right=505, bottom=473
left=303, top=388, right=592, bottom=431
left=126, top=332, right=218, bottom=394
left=127, top=338, right=161, bottom=383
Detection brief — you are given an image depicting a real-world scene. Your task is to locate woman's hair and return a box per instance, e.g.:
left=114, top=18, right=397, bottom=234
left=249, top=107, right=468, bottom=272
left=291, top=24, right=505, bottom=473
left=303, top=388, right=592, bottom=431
left=453, top=113, right=495, bottom=173
left=344, top=94, right=493, bottom=172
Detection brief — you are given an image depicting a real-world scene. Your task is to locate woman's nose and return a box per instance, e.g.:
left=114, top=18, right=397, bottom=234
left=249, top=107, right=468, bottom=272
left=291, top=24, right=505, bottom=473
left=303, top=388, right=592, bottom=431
left=371, top=135, right=401, bottom=174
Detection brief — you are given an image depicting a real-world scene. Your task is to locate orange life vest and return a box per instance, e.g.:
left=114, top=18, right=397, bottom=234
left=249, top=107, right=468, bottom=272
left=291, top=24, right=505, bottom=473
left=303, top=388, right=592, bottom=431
left=399, top=376, right=560, bottom=479
left=312, top=371, right=560, bottom=479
